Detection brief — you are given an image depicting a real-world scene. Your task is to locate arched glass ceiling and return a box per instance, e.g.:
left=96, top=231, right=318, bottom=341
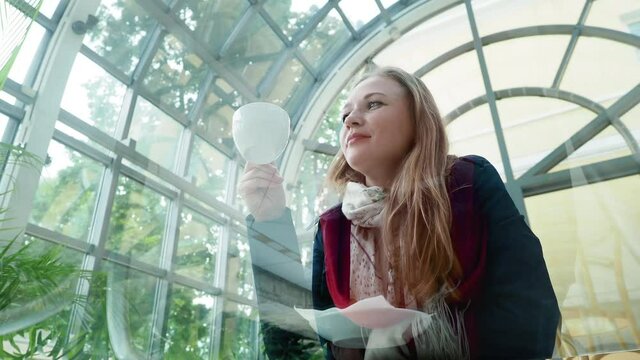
left=1, top=0, right=639, bottom=357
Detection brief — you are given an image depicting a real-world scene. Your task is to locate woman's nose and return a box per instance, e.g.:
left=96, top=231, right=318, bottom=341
left=344, top=110, right=362, bottom=127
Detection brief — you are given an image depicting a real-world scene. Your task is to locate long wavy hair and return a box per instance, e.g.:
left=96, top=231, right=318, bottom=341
left=326, top=67, right=461, bottom=306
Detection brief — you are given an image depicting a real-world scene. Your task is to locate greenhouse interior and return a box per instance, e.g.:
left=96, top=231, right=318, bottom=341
left=0, top=0, right=639, bottom=358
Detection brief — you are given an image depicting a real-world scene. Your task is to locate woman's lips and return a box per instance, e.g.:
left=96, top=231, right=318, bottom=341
left=347, top=134, right=370, bottom=146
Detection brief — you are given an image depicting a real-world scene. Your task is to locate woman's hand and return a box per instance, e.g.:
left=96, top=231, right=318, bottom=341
left=237, top=163, right=286, bottom=222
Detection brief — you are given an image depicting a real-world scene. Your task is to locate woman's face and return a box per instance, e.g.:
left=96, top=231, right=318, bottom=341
left=339, top=75, right=415, bottom=187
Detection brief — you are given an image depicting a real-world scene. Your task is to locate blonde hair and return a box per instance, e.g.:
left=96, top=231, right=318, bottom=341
left=326, top=67, right=460, bottom=305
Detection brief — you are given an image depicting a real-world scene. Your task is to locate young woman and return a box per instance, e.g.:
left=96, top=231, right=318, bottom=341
left=239, top=67, right=560, bottom=359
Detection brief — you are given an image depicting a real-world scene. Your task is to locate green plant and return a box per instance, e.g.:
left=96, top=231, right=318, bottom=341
left=0, top=0, right=44, bottom=90
left=0, top=143, right=101, bottom=359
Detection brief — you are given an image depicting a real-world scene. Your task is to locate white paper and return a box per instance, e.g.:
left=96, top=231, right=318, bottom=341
left=295, top=295, right=432, bottom=349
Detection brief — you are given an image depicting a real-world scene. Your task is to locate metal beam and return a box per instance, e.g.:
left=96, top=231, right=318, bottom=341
left=302, top=139, right=339, bottom=156
left=520, top=155, right=640, bottom=197
left=443, top=86, right=640, bottom=164
left=444, top=87, right=604, bottom=124
left=415, top=25, right=640, bottom=77
left=134, top=0, right=258, bottom=102
left=552, top=0, right=593, bottom=89
left=464, top=0, right=525, bottom=217
left=520, top=84, right=640, bottom=179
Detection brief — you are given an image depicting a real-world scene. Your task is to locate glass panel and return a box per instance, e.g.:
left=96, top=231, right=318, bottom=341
left=290, top=150, right=337, bottom=231
left=175, top=208, right=221, bottom=283
left=105, top=175, right=168, bottom=264
left=587, top=0, right=639, bottom=35
left=496, top=97, right=595, bottom=178
left=102, top=262, right=159, bottom=356
left=265, top=58, right=314, bottom=113
left=473, top=0, right=583, bottom=36
left=129, top=96, right=183, bottom=170
left=561, top=37, right=640, bottom=103
left=420, top=50, right=486, bottom=117
left=223, top=15, right=284, bottom=90
left=263, top=0, right=326, bottom=39
left=164, top=284, right=215, bottom=359
left=174, top=0, right=248, bottom=53
left=187, top=135, right=229, bottom=201
left=0, top=113, right=9, bottom=141
left=338, top=0, right=379, bottom=30
left=620, top=104, right=640, bottom=145
left=373, top=3, right=471, bottom=73
left=550, top=126, right=633, bottom=173
left=446, top=104, right=506, bottom=179
left=121, top=158, right=178, bottom=195
left=226, top=229, right=255, bottom=299
left=233, top=164, right=247, bottom=212
left=39, top=0, right=63, bottom=18
left=218, top=300, right=259, bottom=359
left=298, top=8, right=350, bottom=70
left=483, top=36, right=571, bottom=90
left=196, top=102, right=234, bottom=153
left=311, top=89, right=347, bottom=147
left=84, top=0, right=156, bottom=76
left=0, top=91, right=17, bottom=105
left=60, top=53, right=127, bottom=135
left=380, top=0, right=399, bottom=8
left=7, top=22, right=45, bottom=86
left=526, top=175, right=640, bottom=353
left=29, top=140, right=103, bottom=241
left=54, top=120, right=109, bottom=153
left=142, top=34, right=207, bottom=115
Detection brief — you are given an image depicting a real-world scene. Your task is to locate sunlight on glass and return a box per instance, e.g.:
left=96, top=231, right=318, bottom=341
left=0, top=91, right=17, bottom=105
left=586, top=0, right=639, bottom=34
left=561, top=37, right=640, bottom=103
left=142, top=34, right=206, bottom=115
left=8, top=23, right=45, bottom=85
left=338, top=0, right=379, bottom=30
left=298, top=8, right=350, bottom=70
left=266, top=57, right=313, bottom=113
left=60, top=53, right=127, bottom=134
left=129, top=96, right=183, bottom=170
left=219, top=300, right=259, bottom=359
left=550, top=126, right=633, bottom=173
left=492, top=97, right=596, bottom=177
left=30, top=140, right=103, bottom=241
left=174, top=0, right=248, bottom=53
left=105, top=175, right=168, bottom=265
left=164, top=284, right=215, bottom=359
left=263, top=0, right=326, bottom=39
left=176, top=208, right=221, bottom=283
left=528, top=175, right=640, bottom=353
left=187, top=135, right=229, bottom=201
left=373, top=3, right=471, bottom=73
left=196, top=101, right=235, bottom=153
left=38, top=0, right=62, bottom=18
left=227, top=230, right=255, bottom=299
left=379, top=0, right=399, bottom=8
left=222, top=15, right=284, bottom=90
left=103, top=262, right=159, bottom=356
left=471, top=0, right=582, bottom=38
left=84, top=0, right=155, bottom=76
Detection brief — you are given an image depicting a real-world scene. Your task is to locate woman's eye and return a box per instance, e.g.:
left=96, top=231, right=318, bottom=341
left=368, top=101, right=382, bottom=109
left=341, top=113, right=350, bottom=122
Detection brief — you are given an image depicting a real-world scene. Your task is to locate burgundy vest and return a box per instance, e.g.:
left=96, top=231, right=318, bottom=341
left=318, top=157, right=487, bottom=353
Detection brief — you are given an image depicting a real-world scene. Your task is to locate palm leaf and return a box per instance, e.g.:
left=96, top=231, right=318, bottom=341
left=0, top=0, right=44, bottom=90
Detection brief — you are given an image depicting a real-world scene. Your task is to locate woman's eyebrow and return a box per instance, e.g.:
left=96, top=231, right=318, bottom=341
left=342, top=92, right=387, bottom=111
